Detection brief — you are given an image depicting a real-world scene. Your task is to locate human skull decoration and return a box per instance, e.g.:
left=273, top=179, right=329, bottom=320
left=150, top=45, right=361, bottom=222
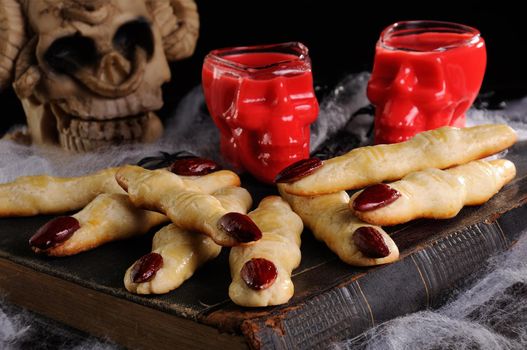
left=0, top=0, right=199, bottom=151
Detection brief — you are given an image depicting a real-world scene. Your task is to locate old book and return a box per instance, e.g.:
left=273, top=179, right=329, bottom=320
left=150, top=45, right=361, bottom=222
left=0, top=141, right=526, bottom=350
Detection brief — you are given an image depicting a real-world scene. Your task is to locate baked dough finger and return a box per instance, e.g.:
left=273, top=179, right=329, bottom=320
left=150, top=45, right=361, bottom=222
left=277, top=124, right=517, bottom=196
left=124, top=186, right=252, bottom=295
left=181, top=170, right=240, bottom=194
left=0, top=167, right=124, bottom=217
left=28, top=164, right=242, bottom=256
left=350, top=159, right=516, bottom=226
left=116, top=165, right=262, bottom=246
left=0, top=155, right=237, bottom=218
left=29, top=193, right=168, bottom=256
left=279, top=186, right=399, bottom=266
left=229, top=196, right=303, bottom=307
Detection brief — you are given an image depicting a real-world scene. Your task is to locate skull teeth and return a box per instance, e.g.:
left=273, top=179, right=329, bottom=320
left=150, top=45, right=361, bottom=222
left=52, top=104, right=160, bottom=151
left=58, top=133, right=115, bottom=152
left=57, top=114, right=149, bottom=141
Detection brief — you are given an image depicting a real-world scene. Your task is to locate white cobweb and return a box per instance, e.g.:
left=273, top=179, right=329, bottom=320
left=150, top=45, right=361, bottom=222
left=332, top=229, right=527, bottom=350
left=1, top=71, right=526, bottom=182
left=1, top=73, right=526, bottom=349
left=466, top=97, right=527, bottom=141
left=0, top=304, right=30, bottom=348
left=0, top=296, right=117, bottom=350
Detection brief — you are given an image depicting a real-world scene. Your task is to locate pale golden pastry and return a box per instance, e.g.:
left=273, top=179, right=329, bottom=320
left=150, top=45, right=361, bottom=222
left=180, top=170, right=240, bottom=194
left=279, top=186, right=399, bottom=266
left=229, top=196, right=303, bottom=307
left=30, top=193, right=168, bottom=256
left=29, top=168, right=241, bottom=256
left=279, top=124, right=517, bottom=196
left=0, top=157, right=240, bottom=218
left=125, top=187, right=252, bottom=295
left=0, top=167, right=124, bottom=217
left=350, top=159, right=516, bottom=226
left=116, top=165, right=262, bottom=246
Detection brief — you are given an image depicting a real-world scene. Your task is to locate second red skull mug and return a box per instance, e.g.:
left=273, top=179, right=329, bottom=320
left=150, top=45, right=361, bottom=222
left=367, top=20, right=486, bottom=144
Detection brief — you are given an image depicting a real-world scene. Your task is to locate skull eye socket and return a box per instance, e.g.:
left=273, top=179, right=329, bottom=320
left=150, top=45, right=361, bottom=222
left=44, top=33, right=99, bottom=74
left=113, top=17, right=154, bottom=60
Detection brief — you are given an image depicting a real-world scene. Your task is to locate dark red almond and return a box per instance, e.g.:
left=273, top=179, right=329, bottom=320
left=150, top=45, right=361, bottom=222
left=241, top=258, right=278, bottom=290
left=353, top=183, right=401, bottom=211
left=29, top=216, right=80, bottom=250
left=217, top=213, right=262, bottom=243
left=353, top=227, right=390, bottom=258
left=274, top=158, right=323, bottom=183
left=169, top=157, right=222, bottom=176
left=131, top=252, right=164, bottom=283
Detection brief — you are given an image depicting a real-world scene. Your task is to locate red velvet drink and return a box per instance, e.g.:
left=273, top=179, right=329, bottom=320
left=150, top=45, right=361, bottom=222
left=367, top=21, right=486, bottom=144
left=202, top=42, right=319, bottom=184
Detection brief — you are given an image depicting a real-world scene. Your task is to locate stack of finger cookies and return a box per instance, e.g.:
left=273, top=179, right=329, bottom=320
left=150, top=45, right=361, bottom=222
left=0, top=124, right=517, bottom=308
left=0, top=155, right=303, bottom=307
left=276, top=124, right=517, bottom=267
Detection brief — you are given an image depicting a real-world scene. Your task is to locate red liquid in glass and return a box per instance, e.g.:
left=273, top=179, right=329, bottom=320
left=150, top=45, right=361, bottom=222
left=368, top=29, right=486, bottom=144
left=202, top=46, right=319, bottom=184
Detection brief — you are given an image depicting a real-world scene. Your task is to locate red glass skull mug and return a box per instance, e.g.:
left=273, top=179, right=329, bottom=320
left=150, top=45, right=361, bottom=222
left=367, top=21, right=487, bottom=144
left=202, top=42, right=319, bottom=184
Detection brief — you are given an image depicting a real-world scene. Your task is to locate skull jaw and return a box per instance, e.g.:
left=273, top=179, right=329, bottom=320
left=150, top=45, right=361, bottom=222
left=21, top=97, right=59, bottom=145
left=56, top=111, right=164, bottom=152
left=20, top=97, right=163, bottom=152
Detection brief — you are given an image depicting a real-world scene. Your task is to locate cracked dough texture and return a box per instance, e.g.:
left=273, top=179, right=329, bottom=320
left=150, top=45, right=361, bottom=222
left=36, top=193, right=168, bottom=256
left=0, top=167, right=124, bottom=217
left=350, top=159, right=516, bottom=226
left=30, top=168, right=241, bottom=256
left=229, top=196, right=303, bottom=307
left=279, top=187, right=399, bottom=267
left=281, top=124, right=517, bottom=196
left=115, top=166, right=246, bottom=246
left=125, top=186, right=252, bottom=295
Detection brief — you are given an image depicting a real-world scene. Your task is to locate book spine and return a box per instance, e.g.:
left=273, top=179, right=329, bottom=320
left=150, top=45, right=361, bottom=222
left=241, top=204, right=527, bottom=350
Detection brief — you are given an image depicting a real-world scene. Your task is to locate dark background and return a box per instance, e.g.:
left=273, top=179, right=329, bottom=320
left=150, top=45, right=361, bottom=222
left=1, top=2, right=526, bottom=134
left=172, top=3, right=527, bottom=114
